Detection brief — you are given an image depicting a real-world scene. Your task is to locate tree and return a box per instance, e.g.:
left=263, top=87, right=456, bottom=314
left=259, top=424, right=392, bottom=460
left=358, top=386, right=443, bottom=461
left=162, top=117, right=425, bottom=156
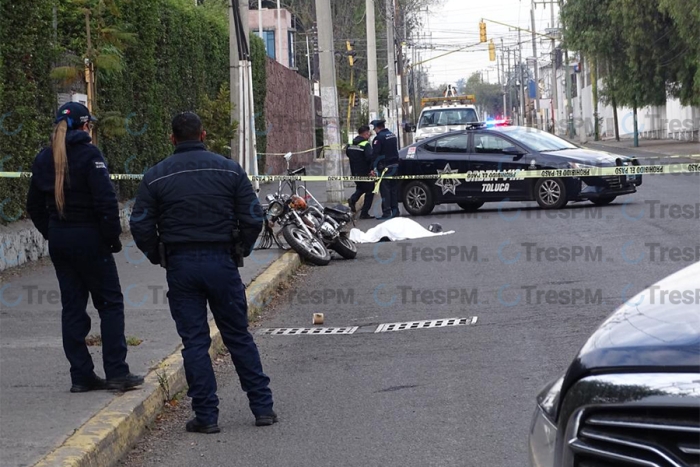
left=51, top=0, right=136, bottom=141
left=657, top=0, right=700, bottom=106
left=199, top=84, right=239, bottom=156
left=562, top=0, right=700, bottom=145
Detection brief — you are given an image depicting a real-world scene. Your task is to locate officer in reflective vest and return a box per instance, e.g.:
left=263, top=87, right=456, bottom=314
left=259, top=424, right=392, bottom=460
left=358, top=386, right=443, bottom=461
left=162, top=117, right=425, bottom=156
left=346, top=125, right=375, bottom=219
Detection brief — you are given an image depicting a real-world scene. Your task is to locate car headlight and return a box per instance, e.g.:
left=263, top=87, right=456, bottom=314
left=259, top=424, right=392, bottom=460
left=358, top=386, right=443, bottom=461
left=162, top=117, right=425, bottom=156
left=537, top=376, right=564, bottom=419
left=268, top=201, right=284, bottom=217
left=529, top=376, right=564, bottom=467
left=568, top=162, right=596, bottom=169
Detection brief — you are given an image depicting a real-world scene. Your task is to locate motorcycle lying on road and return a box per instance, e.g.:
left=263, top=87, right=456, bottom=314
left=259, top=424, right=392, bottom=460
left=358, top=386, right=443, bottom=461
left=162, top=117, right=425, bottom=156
left=260, top=153, right=357, bottom=266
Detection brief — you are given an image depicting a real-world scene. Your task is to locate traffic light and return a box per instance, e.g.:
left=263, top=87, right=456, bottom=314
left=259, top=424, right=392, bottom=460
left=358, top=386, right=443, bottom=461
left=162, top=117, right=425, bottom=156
left=479, top=21, right=487, bottom=43
left=346, top=40, right=356, bottom=67
left=489, top=39, right=496, bottom=61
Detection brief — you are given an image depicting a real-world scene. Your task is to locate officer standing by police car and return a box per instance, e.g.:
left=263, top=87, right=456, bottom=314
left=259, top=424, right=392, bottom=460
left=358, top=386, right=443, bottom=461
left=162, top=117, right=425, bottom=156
left=26, top=102, right=144, bottom=393
left=370, top=119, right=400, bottom=219
left=346, top=125, right=375, bottom=219
left=130, top=112, right=276, bottom=434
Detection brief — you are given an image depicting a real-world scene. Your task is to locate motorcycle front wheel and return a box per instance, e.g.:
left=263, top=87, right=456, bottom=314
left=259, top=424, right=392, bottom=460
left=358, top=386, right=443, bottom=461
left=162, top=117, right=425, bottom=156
left=282, top=224, right=331, bottom=266
left=331, top=234, right=357, bottom=259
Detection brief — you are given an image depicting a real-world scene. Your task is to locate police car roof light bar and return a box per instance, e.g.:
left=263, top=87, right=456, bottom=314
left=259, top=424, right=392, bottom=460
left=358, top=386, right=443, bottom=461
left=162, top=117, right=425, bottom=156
left=465, top=122, right=488, bottom=130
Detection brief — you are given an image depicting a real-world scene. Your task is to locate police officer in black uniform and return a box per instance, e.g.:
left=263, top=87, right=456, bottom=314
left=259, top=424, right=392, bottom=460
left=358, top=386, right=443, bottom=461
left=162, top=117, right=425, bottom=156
left=26, top=102, right=144, bottom=393
left=370, top=119, right=401, bottom=219
left=346, top=125, right=375, bottom=219
left=130, top=112, right=275, bottom=434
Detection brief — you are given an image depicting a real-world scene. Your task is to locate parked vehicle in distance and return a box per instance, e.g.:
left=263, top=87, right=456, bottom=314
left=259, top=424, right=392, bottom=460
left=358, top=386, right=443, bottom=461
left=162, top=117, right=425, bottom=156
left=412, top=91, right=480, bottom=142
left=529, top=261, right=700, bottom=467
left=398, top=124, right=643, bottom=216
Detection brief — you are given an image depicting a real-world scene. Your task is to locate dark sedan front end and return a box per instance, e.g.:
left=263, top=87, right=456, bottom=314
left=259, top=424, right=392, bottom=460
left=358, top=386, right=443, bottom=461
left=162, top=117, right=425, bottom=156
left=529, top=261, right=700, bottom=467
left=539, top=148, right=643, bottom=205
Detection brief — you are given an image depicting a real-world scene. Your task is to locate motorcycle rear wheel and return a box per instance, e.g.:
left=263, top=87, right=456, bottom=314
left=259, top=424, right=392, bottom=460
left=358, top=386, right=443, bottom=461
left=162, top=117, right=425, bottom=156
left=331, top=234, right=357, bottom=259
left=282, top=225, right=331, bottom=266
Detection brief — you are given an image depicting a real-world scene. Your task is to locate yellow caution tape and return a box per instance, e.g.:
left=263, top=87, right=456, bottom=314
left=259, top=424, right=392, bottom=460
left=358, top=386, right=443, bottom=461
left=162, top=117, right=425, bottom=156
left=1, top=163, right=698, bottom=182
left=373, top=168, right=389, bottom=194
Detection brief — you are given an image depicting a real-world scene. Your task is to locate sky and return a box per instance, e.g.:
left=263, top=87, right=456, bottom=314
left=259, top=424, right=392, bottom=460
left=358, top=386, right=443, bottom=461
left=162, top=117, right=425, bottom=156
left=418, top=0, right=560, bottom=87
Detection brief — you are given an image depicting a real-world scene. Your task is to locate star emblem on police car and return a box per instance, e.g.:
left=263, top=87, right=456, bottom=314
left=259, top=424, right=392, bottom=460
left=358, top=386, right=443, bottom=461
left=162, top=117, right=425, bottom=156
left=435, top=163, right=461, bottom=195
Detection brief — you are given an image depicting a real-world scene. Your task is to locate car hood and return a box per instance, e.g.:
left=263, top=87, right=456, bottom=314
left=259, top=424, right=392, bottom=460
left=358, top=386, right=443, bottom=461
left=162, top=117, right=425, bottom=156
left=562, top=261, right=700, bottom=394
left=415, top=125, right=465, bottom=139
left=539, top=148, right=633, bottom=166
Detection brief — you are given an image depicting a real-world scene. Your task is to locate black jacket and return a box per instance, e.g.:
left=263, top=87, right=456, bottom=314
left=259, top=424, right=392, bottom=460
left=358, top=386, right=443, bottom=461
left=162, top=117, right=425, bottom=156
left=129, top=141, right=263, bottom=265
left=346, top=135, right=373, bottom=177
left=371, top=128, right=400, bottom=171
left=26, top=130, right=121, bottom=245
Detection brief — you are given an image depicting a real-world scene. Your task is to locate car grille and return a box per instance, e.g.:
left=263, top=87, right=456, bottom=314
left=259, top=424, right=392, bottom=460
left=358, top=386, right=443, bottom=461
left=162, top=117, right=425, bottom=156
left=571, top=407, right=700, bottom=467
left=601, top=175, right=624, bottom=190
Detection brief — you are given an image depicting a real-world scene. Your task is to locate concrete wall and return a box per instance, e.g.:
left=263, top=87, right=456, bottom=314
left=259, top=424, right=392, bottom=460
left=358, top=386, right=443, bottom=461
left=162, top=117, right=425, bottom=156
left=263, top=57, right=316, bottom=175
left=548, top=62, right=700, bottom=142
left=0, top=206, right=132, bottom=273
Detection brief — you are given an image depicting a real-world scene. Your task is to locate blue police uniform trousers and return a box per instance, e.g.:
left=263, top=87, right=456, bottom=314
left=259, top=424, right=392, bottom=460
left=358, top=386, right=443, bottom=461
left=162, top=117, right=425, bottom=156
left=380, top=164, right=400, bottom=218
left=165, top=244, right=273, bottom=425
left=48, top=224, right=130, bottom=385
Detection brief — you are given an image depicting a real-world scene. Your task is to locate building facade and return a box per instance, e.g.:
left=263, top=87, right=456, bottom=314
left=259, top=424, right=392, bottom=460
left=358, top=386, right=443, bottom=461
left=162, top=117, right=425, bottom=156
left=249, top=8, right=296, bottom=70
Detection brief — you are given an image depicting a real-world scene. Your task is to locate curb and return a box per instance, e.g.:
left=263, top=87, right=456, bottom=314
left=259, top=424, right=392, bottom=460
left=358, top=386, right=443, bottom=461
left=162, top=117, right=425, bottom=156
left=32, top=251, right=301, bottom=467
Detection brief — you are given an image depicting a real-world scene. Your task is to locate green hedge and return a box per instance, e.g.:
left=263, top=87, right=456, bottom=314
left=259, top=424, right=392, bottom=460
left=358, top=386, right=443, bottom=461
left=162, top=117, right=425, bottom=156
left=0, top=1, right=55, bottom=223
left=0, top=0, right=268, bottom=224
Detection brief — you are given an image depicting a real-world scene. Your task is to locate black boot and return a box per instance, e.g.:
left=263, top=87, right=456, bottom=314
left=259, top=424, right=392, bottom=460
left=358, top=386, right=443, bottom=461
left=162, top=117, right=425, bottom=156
left=70, top=374, right=107, bottom=393
left=255, top=410, right=279, bottom=427
left=186, top=418, right=221, bottom=434
left=105, top=373, right=145, bottom=391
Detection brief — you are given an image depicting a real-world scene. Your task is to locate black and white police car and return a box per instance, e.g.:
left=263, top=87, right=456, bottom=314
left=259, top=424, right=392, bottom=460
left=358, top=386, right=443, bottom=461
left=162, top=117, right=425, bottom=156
left=398, top=124, right=643, bottom=216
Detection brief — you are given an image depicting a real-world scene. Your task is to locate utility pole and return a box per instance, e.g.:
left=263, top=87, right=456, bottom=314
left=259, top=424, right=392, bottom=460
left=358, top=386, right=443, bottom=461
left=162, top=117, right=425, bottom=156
left=386, top=0, right=399, bottom=137
left=530, top=2, right=540, bottom=129
left=306, top=34, right=317, bottom=152
left=315, top=0, right=344, bottom=203
left=507, top=47, right=511, bottom=119
left=592, top=57, right=599, bottom=141
left=366, top=0, right=380, bottom=123
left=276, top=0, right=283, bottom=65
left=500, top=40, right=506, bottom=119
left=518, top=29, right=525, bottom=126
left=559, top=0, right=574, bottom=138
left=550, top=0, right=558, bottom=134
left=577, top=55, right=587, bottom=144
left=258, top=0, right=263, bottom=39
left=412, top=40, right=419, bottom=122
left=229, top=0, right=241, bottom=163
left=398, top=6, right=410, bottom=146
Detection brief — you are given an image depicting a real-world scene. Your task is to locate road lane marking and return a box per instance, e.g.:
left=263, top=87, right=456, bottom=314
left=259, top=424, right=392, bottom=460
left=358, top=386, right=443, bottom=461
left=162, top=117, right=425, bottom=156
left=256, top=317, right=478, bottom=336
left=374, top=317, right=477, bottom=333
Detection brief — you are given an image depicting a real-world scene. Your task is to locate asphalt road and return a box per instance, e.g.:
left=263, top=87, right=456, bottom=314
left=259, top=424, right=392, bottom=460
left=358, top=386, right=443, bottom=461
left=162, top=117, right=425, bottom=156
left=119, top=154, right=699, bottom=467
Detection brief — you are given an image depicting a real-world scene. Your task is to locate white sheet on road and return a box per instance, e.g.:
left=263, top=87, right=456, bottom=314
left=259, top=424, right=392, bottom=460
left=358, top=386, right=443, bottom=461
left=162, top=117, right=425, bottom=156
left=348, top=218, right=455, bottom=244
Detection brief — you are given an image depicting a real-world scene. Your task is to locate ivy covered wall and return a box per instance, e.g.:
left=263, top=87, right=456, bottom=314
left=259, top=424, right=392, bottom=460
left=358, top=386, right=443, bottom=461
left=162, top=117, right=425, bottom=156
left=0, top=0, right=268, bottom=223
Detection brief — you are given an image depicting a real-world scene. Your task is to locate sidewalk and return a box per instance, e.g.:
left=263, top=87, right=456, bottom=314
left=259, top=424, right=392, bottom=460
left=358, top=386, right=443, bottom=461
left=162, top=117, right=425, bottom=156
left=0, top=158, right=368, bottom=467
left=584, top=138, right=699, bottom=161
left=0, top=235, right=285, bottom=467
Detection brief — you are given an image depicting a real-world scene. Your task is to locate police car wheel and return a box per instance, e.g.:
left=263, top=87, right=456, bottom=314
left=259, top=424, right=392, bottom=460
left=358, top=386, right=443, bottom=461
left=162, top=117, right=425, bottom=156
left=591, top=196, right=616, bottom=206
left=282, top=225, right=331, bottom=266
left=457, top=201, right=484, bottom=212
left=403, top=181, right=435, bottom=216
left=534, top=178, right=568, bottom=209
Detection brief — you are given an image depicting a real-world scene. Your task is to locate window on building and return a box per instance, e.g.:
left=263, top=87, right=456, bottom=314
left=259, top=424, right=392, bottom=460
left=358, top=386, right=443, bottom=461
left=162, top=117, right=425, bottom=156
left=288, top=31, right=296, bottom=69
left=260, top=30, right=276, bottom=60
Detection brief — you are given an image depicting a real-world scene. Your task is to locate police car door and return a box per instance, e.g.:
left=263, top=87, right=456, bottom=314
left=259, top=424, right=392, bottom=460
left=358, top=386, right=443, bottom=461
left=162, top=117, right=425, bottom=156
left=467, top=132, right=530, bottom=198
left=425, top=132, right=470, bottom=201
